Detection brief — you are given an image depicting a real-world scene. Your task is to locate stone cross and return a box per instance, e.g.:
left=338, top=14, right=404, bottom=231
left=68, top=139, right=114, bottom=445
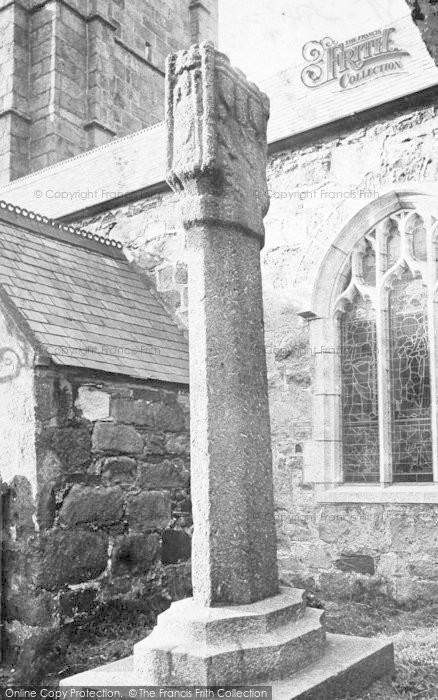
left=166, top=41, right=279, bottom=606
left=61, top=42, right=395, bottom=693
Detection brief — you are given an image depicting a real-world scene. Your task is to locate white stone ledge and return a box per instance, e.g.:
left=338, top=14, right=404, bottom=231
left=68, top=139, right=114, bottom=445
left=317, top=484, right=438, bottom=504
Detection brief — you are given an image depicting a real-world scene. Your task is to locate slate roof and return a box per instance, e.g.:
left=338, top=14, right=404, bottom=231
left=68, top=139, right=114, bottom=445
left=0, top=202, right=189, bottom=385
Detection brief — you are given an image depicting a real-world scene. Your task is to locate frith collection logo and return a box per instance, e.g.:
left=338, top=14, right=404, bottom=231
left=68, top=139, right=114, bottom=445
left=301, top=27, right=411, bottom=90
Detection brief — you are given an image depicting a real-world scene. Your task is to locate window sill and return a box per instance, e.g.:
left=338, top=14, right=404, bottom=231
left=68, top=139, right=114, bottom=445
left=316, top=484, right=438, bottom=504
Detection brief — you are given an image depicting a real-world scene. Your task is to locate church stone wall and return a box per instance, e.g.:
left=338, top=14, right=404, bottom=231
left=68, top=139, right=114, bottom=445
left=77, top=99, right=438, bottom=606
left=0, top=0, right=218, bottom=183
left=27, top=0, right=190, bottom=171
left=3, top=365, right=191, bottom=681
left=264, top=101, right=438, bottom=606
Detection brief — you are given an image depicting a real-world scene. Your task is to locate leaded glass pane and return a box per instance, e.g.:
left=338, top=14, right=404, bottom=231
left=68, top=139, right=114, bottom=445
left=389, top=270, right=433, bottom=482
left=362, top=244, right=376, bottom=286
left=386, top=220, right=400, bottom=269
left=341, top=296, right=379, bottom=482
left=407, top=214, right=427, bottom=262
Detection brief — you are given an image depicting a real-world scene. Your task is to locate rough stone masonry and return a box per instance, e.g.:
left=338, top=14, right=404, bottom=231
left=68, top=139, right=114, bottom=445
left=2, top=363, right=191, bottom=682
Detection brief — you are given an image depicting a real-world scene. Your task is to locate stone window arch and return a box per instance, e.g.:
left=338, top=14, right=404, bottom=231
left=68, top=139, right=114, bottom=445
left=304, top=191, right=438, bottom=501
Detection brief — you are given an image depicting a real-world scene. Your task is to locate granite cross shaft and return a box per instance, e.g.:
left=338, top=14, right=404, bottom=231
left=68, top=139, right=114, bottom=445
left=166, top=42, right=279, bottom=608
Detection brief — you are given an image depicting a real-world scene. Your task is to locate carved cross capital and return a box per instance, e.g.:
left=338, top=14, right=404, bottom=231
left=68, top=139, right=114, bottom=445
left=166, top=42, right=270, bottom=243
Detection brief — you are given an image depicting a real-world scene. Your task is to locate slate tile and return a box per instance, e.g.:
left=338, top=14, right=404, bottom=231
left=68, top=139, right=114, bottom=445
left=0, top=215, right=188, bottom=384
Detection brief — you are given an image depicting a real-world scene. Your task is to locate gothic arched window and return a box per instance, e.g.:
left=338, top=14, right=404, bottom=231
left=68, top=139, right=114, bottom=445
left=336, top=210, right=435, bottom=484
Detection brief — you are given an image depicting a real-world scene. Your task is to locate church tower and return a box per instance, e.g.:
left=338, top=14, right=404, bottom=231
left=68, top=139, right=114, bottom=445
left=0, top=0, right=218, bottom=184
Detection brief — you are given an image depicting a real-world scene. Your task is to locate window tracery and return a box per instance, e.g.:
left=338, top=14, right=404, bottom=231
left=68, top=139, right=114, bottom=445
left=335, top=209, right=436, bottom=483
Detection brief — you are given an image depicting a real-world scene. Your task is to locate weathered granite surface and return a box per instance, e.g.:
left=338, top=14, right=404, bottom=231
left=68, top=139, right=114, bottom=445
left=166, top=41, right=270, bottom=243
left=62, top=634, right=394, bottom=699
left=134, top=590, right=326, bottom=684
left=167, top=41, right=278, bottom=607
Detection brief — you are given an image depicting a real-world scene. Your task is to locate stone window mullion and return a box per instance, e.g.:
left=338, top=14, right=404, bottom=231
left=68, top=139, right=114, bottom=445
left=309, top=316, right=343, bottom=486
left=375, top=221, right=392, bottom=485
left=333, top=313, right=343, bottom=485
left=426, top=216, right=438, bottom=484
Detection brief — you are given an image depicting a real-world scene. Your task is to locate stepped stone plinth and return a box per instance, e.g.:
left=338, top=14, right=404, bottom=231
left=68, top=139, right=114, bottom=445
left=61, top=41, right=394, bottom=697
left=62, top=630, right=393, bottom=700
left=134, top=589, right=325, bottom=684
